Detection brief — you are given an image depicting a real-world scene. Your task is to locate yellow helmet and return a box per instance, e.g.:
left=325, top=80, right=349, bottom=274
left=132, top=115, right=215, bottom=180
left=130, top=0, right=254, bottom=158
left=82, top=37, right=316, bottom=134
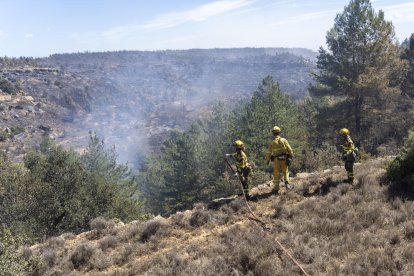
left=233, top=140, right=244, bottom=149
left=339, top=128, right=349, bottom=135
left=272, top=126, right=281, bottom=133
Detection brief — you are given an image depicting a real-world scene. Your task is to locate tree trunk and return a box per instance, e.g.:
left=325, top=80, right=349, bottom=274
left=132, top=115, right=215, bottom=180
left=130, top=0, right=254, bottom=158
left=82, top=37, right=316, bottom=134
left=354, top=94, right=363, bottom=141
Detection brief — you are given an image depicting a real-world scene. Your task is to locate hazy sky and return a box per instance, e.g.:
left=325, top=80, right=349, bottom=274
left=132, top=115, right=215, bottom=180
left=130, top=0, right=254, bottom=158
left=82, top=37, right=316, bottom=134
left=0, top=0, right=413, bottom=57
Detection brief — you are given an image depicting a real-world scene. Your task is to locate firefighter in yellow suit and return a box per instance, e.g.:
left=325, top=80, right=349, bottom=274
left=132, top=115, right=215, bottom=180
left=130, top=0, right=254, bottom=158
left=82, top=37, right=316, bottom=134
left=226, top=140, right=252, bottom=199
left=266, top=126, right=294, bottom=193
left=339, top=128, right=356, bottom=183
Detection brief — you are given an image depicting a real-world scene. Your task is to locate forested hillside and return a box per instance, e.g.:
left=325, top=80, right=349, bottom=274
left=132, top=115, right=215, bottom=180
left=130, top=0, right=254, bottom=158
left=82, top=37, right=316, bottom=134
left=39, top=48, right=315, bottom=104
left=1, top=48, right=315, bottom=164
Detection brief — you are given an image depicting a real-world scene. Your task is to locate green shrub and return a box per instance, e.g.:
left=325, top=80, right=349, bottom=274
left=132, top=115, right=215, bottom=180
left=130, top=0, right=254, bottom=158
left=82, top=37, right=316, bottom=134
left=0, top=130, right=8, bottom=141
left=387, top=130, right=414, bottom=189
left=22, top=136, right=144, bottom=237
left=1, top=134, right=145, bottom=241
left=0, top=226, right=44, bottom=276
left=0, top=153, right=34, bottom=238
left=0, top=77, right=19, bottom=94
left=10, top=125, right=24, bottom=136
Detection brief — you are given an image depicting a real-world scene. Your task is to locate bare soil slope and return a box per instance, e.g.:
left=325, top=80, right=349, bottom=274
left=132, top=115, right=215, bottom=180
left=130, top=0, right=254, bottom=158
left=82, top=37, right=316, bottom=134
left=29, top=157, right=414, bottom=275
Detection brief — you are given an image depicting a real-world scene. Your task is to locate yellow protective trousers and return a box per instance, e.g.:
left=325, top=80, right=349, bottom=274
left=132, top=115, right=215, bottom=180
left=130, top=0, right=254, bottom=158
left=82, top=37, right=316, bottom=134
left=273, top=159, right=289, bottom=189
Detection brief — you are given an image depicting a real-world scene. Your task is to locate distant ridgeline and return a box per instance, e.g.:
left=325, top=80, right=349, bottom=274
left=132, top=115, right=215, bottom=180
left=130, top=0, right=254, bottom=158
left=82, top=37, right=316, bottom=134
left=37, top=48, right=316, bottom=110
left=2, top=48, right=316, bottom=120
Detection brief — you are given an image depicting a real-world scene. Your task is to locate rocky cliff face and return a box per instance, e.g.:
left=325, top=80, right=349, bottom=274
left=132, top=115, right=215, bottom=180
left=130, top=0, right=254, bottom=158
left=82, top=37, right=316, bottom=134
left=0, top=65, right=93, bottom=162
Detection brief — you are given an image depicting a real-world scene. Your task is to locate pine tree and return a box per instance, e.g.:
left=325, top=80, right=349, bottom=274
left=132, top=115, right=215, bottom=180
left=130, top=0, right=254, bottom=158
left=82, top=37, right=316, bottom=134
left=81, top=131, right=131, bottom=184
left=310, top=0, right=408, bottom=145
left=231, top=76, right=308, bottom=171
left=204, top=102, right=232, bottom=177
left=402, top=33, right=414, bottom=98
left=138, top=129, right=207, bottom=214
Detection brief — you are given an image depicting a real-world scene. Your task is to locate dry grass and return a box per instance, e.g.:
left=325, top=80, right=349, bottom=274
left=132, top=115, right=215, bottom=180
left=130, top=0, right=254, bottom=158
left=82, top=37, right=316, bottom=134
left=29, top=157, right=414, bottom=275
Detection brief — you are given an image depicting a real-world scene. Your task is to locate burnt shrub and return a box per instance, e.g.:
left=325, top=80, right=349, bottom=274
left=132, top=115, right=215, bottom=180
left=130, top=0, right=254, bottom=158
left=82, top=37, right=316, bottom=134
left=115, top=245, right=134, bottom=265
left=391, top=211, right=407, bottom=226
left=85, top=230, right=99, bottom=241
left=390, top=197, right=404, bottom=210
left=140, top=220, right=162, bottom=242
left=306, top=217, right=345, bottom=237
left=403, top=221, right=414, bottom=241
left=21, top=246, right=33, bottom=261
left=89, top=251, right=112, bottom=271
left=359, top=203, right=382, bottom=228
left=294, top=245, right=317, bottom=265
left=119, top=222, right=144, bottom=242
left=90, top=217, right=109, bottom=232
left=271, top=201, right=286, bottom=219
left=189, top=204, right=212, bottom=228
left=99, top=235, right=119, bottom=251
left=340, top=247, right=399, bottom=275
left=61, top=232, right=76, bottom=240
left=219, top=225, right=279, bottom=274
left=48, top=237, right=65, bottom=248
left=228, top=198, right=246, bottom=213
left=41, top=248, right=57, bottom=268
left=254, top=255, right=283, bottom=276
left=170, top=212, right=189, bottom=228
left=346, top=192, right=363, bottom=205
left=388, top=232, right=401, bottom=245
left=144, top=250, right=186, bottom=276
left=181, top=255, right=233, bottom=275
left=70, top=244, right=94, bottom=269
left=89, top=217, right=115, bottom=237
left=398, top=244, right=414, bottom=263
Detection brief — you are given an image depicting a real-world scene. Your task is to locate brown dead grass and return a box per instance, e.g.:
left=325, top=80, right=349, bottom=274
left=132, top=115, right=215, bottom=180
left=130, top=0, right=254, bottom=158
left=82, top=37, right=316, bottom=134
left=29, top=157, right=414, bottom=275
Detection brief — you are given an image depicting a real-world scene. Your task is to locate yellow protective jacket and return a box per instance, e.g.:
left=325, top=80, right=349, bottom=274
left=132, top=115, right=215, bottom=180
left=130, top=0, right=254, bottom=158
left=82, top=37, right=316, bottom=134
left=266, top=135, right=293, bottom=162
left=342, top=135, right=355, bottom=154
left=231, top=150, right=248, bottom=172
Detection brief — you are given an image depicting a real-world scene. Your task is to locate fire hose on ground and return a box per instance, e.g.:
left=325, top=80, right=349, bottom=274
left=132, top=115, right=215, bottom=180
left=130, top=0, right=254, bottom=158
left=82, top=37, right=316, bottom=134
left=224, top=156, right=309, bottom=276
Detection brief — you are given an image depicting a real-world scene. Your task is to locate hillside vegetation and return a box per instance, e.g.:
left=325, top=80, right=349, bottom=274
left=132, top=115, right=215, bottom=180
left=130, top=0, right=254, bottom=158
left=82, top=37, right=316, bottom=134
left=24, top=157, right=414, bottom=275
